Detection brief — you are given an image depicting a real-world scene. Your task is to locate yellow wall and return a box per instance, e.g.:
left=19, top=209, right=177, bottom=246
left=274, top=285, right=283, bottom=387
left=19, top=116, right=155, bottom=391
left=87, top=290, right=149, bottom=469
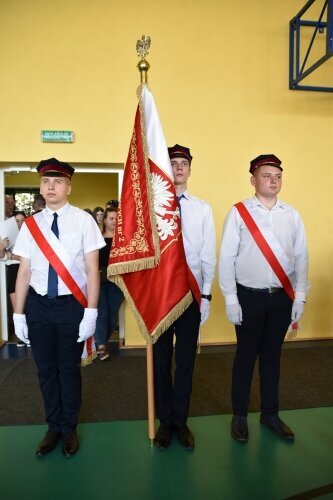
left=0, top=0, right=332, bottom=345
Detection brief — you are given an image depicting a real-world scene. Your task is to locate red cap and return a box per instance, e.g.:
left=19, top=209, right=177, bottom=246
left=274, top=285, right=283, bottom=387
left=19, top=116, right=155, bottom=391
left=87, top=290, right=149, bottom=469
left=37, top=158, right=75, bottom=178
left=249, top=154, right=282, bottom=174
left=168, top=144, right=193, bottom=163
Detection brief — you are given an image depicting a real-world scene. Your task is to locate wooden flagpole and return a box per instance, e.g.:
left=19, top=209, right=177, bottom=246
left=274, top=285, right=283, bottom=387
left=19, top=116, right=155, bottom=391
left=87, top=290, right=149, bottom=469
left=146, top=342, right=155, bottom=443
left=136, top=35, right=155, bottom=443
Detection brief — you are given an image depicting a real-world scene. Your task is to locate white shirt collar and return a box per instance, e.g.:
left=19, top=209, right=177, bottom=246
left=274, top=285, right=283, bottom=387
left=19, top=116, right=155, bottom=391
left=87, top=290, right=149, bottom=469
left=45, top=202, right=70, bottom=217
left=179, top=189, right=190, bottom=200
left=251, top=195, right=283, bottom=210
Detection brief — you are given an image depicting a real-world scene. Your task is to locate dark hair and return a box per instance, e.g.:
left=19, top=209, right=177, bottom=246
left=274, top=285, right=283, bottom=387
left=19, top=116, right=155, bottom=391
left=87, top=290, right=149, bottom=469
left=84, top=208, right=93, bottom=215
left=105, top=199, right=119, bottom=209
left=92, top=206, right=104, bottom=220
left=103, top=206, right=117, bottom=219
left=13, top=210, right=26, bottom=218
left=33, top=194, right=46, bottom=210
left=33, top=194, right=45, bottom=202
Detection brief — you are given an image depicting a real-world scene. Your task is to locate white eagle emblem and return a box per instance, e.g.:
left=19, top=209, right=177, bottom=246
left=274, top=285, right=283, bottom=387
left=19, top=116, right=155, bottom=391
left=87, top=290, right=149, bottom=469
left=151, top=172, right=179, bottom=240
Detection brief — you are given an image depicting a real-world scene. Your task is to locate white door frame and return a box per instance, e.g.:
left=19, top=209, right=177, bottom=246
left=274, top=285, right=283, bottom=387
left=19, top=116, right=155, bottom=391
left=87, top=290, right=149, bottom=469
left=0, top=163, right=124, bottom=343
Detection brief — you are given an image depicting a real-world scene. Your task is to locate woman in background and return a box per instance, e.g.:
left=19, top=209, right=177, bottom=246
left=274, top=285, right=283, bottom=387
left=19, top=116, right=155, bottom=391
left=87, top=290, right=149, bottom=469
left=95, top=207, right=124, bottom=360
left=92, top=206, right=104, bottom=233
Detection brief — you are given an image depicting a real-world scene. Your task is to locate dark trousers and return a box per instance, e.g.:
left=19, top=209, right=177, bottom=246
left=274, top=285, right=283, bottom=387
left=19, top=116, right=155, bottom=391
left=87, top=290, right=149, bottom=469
left=94, top=282, right=124, bottom=346
left=232, top=284, right=292, bottom=416
left=25, top=289, right=84, bottom=433
left=153, top=299, right=200, bottom=427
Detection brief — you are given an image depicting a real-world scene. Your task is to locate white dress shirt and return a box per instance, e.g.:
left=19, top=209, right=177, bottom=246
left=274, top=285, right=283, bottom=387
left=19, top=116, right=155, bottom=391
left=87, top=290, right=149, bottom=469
left=179, top=190, right=216, bottom=294
left=219, top=196, right=309, bottom=305
left=14, top=203, right=105, bottom=296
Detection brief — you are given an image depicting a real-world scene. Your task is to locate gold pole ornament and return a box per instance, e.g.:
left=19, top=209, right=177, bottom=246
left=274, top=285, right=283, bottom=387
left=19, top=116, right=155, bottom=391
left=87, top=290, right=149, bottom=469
left=136, top=35, right=151, bottom=84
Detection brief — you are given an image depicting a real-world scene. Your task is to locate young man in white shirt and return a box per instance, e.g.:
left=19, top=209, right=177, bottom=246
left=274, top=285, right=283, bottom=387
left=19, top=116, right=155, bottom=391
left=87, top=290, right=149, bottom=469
left=153, top=144, right=216, bottom=451
left=219, top=154, right=309, bottom=442
left=13, top=158, right=105, bottom=457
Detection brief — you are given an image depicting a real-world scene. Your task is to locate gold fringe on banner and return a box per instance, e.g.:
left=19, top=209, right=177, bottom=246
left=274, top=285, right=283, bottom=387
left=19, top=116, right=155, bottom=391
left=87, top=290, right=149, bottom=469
left=107, top=254, right=158, bottom=279
left=149, top=292, right=193, bottom=343
left=80, top=339, right=98, bottom=367
left=110, top=274, right=193, bottom=344
left=80, top=351, right=97, bottom=367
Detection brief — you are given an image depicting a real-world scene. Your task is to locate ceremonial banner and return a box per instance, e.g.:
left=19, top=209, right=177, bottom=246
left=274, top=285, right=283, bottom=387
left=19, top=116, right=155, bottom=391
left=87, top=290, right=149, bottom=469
left=108, top=85, right=194, bottom=342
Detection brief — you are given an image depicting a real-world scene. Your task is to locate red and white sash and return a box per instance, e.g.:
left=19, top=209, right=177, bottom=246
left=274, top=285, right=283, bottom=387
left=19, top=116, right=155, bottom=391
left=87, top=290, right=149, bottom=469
left=26, top=212, right=88, bottom=304
left=234, top=202, right=298, bottom=335
left=25, top=212, right=96, bottom=364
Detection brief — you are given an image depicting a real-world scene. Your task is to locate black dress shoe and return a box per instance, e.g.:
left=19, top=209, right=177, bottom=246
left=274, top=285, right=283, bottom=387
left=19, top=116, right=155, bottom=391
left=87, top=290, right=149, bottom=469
left=260, top=414, right=295, bottom=440
left=174, top=424, right=195, bottom=450
left=62, top=430, right=80, bottom=457
left=36, top=431, right=62, bottom=456
left=231, top=415, right=248, bottom=442
left=153, top=424, right=172, bottom=450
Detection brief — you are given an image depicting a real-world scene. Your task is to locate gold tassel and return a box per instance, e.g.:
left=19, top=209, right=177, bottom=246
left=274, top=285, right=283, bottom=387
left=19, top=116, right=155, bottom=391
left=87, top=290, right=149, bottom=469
left=80, top=351, right=97, bottom=367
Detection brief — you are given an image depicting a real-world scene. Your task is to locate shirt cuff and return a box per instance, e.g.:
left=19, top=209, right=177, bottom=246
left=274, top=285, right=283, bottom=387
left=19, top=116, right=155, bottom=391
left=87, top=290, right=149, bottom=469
left=202, top=283, right=212, bottom=295
left=224, top=294, right=239, bottom=305
left=295, top=291, right=307, bottom=302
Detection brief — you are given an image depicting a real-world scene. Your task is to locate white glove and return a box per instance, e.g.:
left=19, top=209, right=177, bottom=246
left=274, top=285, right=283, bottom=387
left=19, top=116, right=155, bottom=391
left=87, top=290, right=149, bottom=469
left=226, top=303, right=243, bottom=325
left=291, top=301, right=305, bottom=322
left=13, top=313, right=29, bottom=344
left=77, top=308, right=98, bottom=343
left=200, top=298, right=210, bottom=326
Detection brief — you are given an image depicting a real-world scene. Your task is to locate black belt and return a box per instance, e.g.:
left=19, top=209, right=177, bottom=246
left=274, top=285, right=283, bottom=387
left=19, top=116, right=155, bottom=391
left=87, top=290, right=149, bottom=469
left=29, top=286, right=73, bottom=300
left=237, top=283, right=283, bottom=294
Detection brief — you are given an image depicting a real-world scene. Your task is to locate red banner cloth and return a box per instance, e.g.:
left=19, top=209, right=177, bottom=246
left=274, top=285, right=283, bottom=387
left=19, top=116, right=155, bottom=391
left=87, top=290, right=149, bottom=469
left=108, top=85, right=197, bottom=343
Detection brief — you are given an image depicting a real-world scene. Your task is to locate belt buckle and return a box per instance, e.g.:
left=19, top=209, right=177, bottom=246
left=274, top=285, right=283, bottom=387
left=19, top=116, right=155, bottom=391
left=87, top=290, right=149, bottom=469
left=268, top=287, right=277, bottom=294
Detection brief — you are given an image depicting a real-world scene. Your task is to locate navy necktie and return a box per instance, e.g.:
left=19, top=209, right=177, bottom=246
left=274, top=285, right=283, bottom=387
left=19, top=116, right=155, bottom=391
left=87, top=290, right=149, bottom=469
left=177, top=195, right=184, bottom=216
left=47, top=213, right=59, bottom=298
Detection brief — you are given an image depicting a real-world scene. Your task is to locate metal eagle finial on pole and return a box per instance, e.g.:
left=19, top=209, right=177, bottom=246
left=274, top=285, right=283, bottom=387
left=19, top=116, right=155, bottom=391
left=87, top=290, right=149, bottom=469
left=136, top=35, right=151, bottom=84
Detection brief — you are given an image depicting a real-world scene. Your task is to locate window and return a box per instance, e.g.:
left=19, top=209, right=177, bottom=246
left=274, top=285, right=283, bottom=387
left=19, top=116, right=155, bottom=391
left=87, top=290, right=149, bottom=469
left=5, top=188, right=39, bottom=216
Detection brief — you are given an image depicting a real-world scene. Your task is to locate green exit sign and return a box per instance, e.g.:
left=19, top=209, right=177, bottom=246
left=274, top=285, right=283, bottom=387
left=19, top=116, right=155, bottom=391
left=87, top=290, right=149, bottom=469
left=41, top=130, right=74, bottom=143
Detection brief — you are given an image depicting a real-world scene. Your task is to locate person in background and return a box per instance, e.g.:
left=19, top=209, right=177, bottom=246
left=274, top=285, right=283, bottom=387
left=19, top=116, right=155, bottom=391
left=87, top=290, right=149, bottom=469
left=5, top=194, right=15, bottom=219
left=13, top=158, right=105, bottom=457
left=84, top=208, right=93, bottom=216
left=94, top=207, right=124, bottom=360
left=32, top=194, right=46, bottom=214
left=92, top=206, right=104, bottom=232
left=105, top=199, right=119, bottom=210
left=219, top=154, right=309, bottom=443
left=0, top=210, right=27, bottom=347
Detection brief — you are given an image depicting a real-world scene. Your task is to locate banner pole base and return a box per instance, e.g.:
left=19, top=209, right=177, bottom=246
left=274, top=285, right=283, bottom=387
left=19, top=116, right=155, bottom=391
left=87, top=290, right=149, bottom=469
left=146, top=342, right=156, bottom=440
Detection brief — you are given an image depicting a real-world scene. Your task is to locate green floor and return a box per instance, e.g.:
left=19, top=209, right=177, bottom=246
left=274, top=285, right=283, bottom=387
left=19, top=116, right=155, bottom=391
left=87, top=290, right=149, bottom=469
left=1, top=408, right=332, bottom=500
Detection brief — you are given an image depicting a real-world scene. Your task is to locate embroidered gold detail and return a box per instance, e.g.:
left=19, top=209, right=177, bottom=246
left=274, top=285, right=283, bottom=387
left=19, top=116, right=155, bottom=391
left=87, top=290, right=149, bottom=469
left=111, top=128, right=150, bottom=258
left=137, top=89, right=161, bottom=261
